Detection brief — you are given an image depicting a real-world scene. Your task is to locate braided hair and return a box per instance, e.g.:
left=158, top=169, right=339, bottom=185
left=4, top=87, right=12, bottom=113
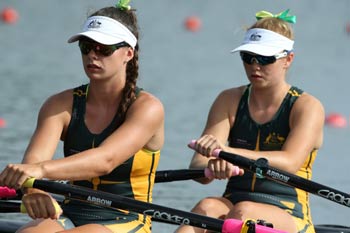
left=90, top=6, right=140, bottom=121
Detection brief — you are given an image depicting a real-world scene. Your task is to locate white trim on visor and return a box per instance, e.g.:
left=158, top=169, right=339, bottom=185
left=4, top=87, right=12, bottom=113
left=68, top=16, right=137, bottom=48
left=231, top=28, right=294, bottom=56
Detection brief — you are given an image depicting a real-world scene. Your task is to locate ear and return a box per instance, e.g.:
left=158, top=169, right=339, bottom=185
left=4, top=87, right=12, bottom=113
left=285, top=51, right=294, bottom=68
left=125, top=47, right=134, bottom=62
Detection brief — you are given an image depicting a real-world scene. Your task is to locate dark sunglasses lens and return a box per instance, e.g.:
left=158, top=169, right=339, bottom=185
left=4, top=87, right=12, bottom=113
left=78, top=40, right=119, bottom=56
left=79, top=41, right=92, bottom=55
left=240, top=53, right=253, bottom=64
left=99, top=46, right=114, bottom=56
left=240, top=52, right=276, bottom=65
left=258, top=56, right=276, bottom=65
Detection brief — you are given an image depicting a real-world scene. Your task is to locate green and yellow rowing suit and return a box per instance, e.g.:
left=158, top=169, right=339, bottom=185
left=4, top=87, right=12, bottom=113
left=224, top=85, right=316, bottom=233
left=60, top=84, right=160, bottom=233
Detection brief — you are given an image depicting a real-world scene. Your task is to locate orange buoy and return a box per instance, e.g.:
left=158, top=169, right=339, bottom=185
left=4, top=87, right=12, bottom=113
left=0, top=118, right=6, bottom=128
left=184, top=16, right=201, bottom=32
left=346, top=22, right=350, bottom=35
left=1, top=7, right=19, bottom=24
left=325, top=113, right=347, bottom=128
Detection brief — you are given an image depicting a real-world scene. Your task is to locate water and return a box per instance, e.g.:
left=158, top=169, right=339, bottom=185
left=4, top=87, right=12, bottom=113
left=0, top=0, right=349, bottom=231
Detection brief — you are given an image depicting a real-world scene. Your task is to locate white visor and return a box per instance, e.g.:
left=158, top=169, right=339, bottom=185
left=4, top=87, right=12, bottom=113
left=68, top=16, right=137, bottom=48
left=231, top=28, right=294, bottom=56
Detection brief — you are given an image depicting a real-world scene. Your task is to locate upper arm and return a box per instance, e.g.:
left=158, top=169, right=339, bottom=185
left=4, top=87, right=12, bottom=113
left=282, top=93, right=324, bottom=170
left=190, top=88, right=242, bottom=168
left=96, top=92, right=164, bottom=170
left=22, top=90, right=72, bottom=164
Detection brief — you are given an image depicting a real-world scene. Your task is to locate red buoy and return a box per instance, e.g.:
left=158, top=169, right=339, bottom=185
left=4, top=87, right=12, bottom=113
left=184, top=16, right=201, bottom=32
left=1, top=7, right=19, bottom=24
left=0, top=118, right=6, bottom=128
left=325, top=113, right=347, bottom=128
left=346, top=22, right=350, bottom=35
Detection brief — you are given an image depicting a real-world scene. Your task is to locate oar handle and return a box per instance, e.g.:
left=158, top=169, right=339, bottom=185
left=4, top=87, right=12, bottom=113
left=222, top=218, right=287, bottom=233
left=19, top=201, right=61, bottom=214
left=20, top=178, right=62, bottom=217
left=0, top=187, right=17, bottom=198
left=22, top=178, right=35, bottom=189
left=188, top=140, right=240, bottom=177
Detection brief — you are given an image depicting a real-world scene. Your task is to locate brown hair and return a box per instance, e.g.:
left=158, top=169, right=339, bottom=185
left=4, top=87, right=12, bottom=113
left=90, top=6, right=140, bottom=121
left=249, top=17, right=294, bottom=40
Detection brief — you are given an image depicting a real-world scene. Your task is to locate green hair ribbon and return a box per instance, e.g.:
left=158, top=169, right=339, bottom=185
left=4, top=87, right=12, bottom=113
left=255, top=9, right=296, bottom=24
left=116, top=0, right=131, bottom=10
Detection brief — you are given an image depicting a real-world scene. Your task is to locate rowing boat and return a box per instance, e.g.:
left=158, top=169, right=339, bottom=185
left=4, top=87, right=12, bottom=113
left=0, top=218, right=349, bottom=233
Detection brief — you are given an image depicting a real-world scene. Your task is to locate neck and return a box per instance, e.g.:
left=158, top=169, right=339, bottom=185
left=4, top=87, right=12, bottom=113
left=248, top=83, right=291, bottom=110
left=87, top=79, right=125, bottom=107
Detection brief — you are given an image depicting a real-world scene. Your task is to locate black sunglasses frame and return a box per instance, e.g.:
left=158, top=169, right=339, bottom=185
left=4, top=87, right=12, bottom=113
left=78, top=39, right=130, bottom=56
left=240, top=51, right=289, bottom=66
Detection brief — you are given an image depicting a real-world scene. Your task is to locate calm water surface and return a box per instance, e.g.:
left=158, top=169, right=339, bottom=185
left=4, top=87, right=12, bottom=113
left=0, top=0, right=349, bottom=231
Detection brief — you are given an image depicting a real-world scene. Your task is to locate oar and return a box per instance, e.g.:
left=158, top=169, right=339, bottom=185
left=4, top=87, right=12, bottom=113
left=18, top=178, right=286, bottom=233
left=2, top=200, right=350, bottom=233
left=203, top=148, right=350, bottom=208
left=0, top=169, right=209, bottom=199
left=155, top=168, right=213, bottom=183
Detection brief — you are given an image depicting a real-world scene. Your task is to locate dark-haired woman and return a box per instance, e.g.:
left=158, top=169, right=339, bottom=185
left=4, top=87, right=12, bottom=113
left=0, top=2, right=164, bottom=232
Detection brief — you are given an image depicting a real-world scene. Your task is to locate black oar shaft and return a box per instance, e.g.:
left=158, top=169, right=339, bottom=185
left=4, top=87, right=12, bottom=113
left=0, top=200, right=21, bottom=213
left=29, top=179, right=223, bottom=231
left=155, top=169, right=204, bottom=183
left=217, top=151, right=350, bottom=208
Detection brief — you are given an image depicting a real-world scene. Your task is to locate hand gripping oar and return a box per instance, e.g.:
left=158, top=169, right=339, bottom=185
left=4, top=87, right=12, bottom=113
left=1, top=168, right=239, bottom=199
left=21, top=178, right=286, bottom=233
left=155, top=167, right=239, bottom=183
left=189, top=142, right=349, bottom=208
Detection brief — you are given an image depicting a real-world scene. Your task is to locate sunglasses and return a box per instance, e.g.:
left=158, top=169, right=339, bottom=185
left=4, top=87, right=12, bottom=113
left=240, top=51, right=289, bottom=66
left=78, top=39, right=129, bottom=56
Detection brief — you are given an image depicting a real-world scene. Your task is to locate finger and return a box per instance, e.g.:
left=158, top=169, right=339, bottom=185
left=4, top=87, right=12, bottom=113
left=219, top=159, right=228, bottom=179
left=11, top=170, right=26, bottom=190
left=239, top=168, right=245, bottom=176
left=212, top=159, right=223, bottom=179
left=22, top=196, right=36, bottom=219
left=39, top=198, right=51, bottom=219
left=2, top=165, right=16, bottom=187
left=49, top=200, right=62, bottom=219
left=0, top=168, right=9, bottom=186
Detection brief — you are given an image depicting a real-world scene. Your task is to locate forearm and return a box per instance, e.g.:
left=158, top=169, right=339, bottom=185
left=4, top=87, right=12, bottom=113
left=40, top=148, right=113, bottom=181
left=225, top=146, right=300, bottom=174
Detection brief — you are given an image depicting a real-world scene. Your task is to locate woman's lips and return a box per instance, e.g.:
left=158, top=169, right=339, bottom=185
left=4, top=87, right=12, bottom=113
left=87, top=64, right=101, bottom=71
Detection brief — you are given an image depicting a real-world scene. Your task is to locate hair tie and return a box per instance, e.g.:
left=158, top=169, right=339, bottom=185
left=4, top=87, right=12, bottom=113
left=116, top=0, right=131, bottom=10
left=255, top=9, right=296, bottom=24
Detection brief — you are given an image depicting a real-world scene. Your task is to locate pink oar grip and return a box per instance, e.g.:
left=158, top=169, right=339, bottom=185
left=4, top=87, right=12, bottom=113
left=222, top=219, right=244, bottom=232
left=0, top=186, right=17, bottom=198
left=212, top=149, right=221, bottom=157
left=189, top=140, right=196, bottom=149
left=222, top=219, right=287, bottom=233
left=188, top=140, right=221, bottom=158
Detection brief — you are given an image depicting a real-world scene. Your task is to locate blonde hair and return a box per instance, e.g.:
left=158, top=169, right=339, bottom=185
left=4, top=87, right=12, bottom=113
left=249, top=18, right=294, bottom=40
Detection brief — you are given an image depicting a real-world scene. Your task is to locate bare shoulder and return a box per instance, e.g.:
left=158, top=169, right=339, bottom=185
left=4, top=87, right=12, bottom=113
left=215, top=85, right=246, bottom=104
left=294, top=92, right=324, bottom=114
left=39, top=89, right=74, bottom=118
left=128, top=90, right=164, bottom=117
left=136, top=90, right=163, bottom=108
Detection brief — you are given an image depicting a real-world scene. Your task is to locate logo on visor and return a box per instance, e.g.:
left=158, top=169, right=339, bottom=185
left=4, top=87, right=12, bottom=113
left=88, top=20, right=102, bottom=29
left=249, top=32, right=262, bottom=41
